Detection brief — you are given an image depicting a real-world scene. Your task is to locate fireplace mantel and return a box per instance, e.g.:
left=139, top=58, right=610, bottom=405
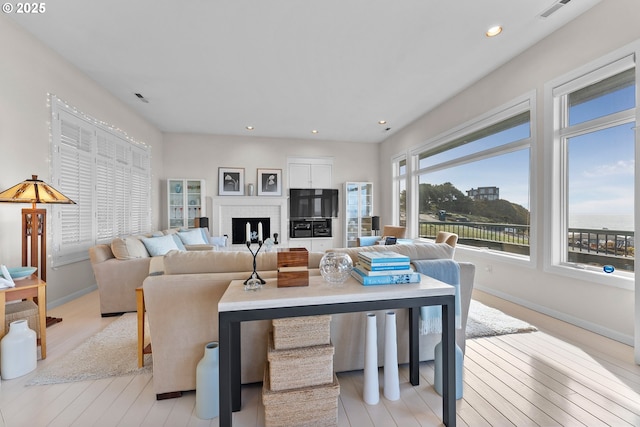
left=211, top=196, right=288, bottom=248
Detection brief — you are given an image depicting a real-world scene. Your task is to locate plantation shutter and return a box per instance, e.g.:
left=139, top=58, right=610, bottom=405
left=51, top=96, right=151, bottom=267
left=52, top=113, right=96, bottom=264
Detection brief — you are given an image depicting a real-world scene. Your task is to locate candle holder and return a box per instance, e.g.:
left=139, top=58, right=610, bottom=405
left=245, top=240, right=266, bottom=290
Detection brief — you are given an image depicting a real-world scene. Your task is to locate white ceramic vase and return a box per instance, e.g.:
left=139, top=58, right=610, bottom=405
left=1, top=319, right=37, bottom=380
left=196, top=342, right=220, bottom=419
left=363, top=312, right=379, bottom=405
left=383, top=311, right=400, bottom=401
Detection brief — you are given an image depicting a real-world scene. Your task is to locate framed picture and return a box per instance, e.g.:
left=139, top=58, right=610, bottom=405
left=257, top=168, right=282, bottom=196
left=219, top=167, right=245, bottom=196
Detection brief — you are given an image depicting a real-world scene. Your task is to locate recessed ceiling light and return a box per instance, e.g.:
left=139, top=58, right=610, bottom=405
left=378, top=120, right=387, bottom=125
left=311, top=129, right=319, bottom=134
left=486, top=25, right=503, bottom=37
left=246, top=126, right=254, bottom=131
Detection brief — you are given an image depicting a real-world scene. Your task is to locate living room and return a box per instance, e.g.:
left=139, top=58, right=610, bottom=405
left=1, top=0, right=640, bottom=425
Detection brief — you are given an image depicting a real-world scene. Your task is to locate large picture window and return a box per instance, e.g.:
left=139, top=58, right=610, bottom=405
left=548, top=56, right=636, bottom=278
left=50, top=97, right=151, bottom=266
left=412, top=97, right=532, bottom=257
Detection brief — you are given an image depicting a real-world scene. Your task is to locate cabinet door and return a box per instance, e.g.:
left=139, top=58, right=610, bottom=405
left=311, top=238, right=334, bottom=252
left=311, top=164, right=332, bottom=188
left=289, top=163, right=311, bottom=189
left=345, top=183, right=360, bottom=247
left=185, top=180, right=204, bottom=228
left=168, top=179, right=186, bottom=229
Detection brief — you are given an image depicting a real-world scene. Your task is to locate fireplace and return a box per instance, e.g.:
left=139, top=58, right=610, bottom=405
left=232, top=217, right=271, bottom=244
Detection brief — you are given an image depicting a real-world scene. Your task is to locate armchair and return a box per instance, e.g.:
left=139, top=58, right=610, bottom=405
left=381, top=225, right=406, bottom=238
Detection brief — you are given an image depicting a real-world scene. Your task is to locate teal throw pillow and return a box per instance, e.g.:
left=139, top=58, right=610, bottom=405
left=141, top=234, right=181, bottom=256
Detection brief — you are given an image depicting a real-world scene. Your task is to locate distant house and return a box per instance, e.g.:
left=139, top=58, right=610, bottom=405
left=467, top=186, right=499, bottom=201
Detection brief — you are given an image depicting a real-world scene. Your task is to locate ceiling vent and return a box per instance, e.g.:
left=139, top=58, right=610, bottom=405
left=134, top=93, right=149, bottom=103
left=540, top=0, right=571, bottom=18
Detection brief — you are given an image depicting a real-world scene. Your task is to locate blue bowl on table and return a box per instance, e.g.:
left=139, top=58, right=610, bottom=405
left=1, top=266, right=37, bottom=280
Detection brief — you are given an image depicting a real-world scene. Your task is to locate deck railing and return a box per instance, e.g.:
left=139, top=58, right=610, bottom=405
left=419, top=221, right=635, bottom=261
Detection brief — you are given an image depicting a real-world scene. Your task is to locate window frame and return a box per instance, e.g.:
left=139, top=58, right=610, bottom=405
left=409, top=92, right=536, bottom=266
left=50, top=96, right=152, bottom=266
left=544, top=49, right=638, bottom=290
left=391, top=154, right=407, bottom=228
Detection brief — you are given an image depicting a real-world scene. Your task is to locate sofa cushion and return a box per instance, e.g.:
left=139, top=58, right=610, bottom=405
left=164, top=250, right=254, bottom=274
left=328, top=242, right=454, bottom=265
left=178, top=229, right=208, bottom=245
left=111, top=237, right=150, bottom=260
left=141, top=234, right=182, bottom=256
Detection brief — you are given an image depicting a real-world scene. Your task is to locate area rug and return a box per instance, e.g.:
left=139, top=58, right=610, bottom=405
left=466, top=299, right=537, bottom=339
left=27, top=313, right=152, bottom=386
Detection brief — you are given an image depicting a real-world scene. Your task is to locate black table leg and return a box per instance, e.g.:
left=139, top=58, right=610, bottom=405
left=409, top=306, right=420, bottom=386
left=231, top=321, right=241, bottom=412
left=442, top=298, right=456, bottom=427
left=219, top=313, right=232, bottom=427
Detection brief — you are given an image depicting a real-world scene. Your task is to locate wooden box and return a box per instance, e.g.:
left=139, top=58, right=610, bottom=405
left=272, top=315, right=331, bottom=350
left=267, top=333, right=334, bottom=391
left=263, top=368, right=340, bottom=427
left=277, top=247, right=309, bottom=287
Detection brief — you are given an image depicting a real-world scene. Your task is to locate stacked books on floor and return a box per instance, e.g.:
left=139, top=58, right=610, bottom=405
left=351, top=251, right=421, bottom=286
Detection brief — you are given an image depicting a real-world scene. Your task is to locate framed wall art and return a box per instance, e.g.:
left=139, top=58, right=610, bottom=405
left=257, top=168, right=282, bottom=196
left=219, top=167, right=245, bottom=196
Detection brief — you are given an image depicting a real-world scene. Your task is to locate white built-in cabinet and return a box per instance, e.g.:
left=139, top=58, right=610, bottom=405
left=167, top=179, right=205, bottom=229
left=290, top=238, right=334, bottom=252
left=288, top=161, right=332, bottom=189
left=344, top=182, right=374, bottom=247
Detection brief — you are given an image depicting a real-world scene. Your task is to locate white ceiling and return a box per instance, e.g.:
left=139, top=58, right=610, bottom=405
left=10, top=0, right=600, bottom=143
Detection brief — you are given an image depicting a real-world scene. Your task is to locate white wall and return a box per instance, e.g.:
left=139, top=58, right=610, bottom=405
left=162, top=133, right=379, bottom=247
left=379, top=0, right=640, bottom=344
left=0, top=15, right=165, bottom=307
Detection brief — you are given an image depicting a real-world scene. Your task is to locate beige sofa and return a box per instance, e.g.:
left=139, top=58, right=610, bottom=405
left=142, top=243, right=474, bottom=398
left=88, top=228, right=222, bottom=316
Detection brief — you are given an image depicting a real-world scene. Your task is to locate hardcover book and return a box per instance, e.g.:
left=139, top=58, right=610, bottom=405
left=354, top=265, right=414, bottom=276
left=357, top=251, right=410, bottom=264
left=351, top=268, right=421, bottom=286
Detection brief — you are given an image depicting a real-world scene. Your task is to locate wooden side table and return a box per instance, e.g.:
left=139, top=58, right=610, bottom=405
left=136, top=287, right=151, bottom=367
left=0, top=275, right=47, bottom=359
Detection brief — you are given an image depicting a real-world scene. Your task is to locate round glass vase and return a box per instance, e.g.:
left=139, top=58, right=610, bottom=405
left=319, top=252, right=353, bottom=285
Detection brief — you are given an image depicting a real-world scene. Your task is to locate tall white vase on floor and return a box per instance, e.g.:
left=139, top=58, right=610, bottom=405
left=363, top=312, right=379, bottom=405
left=196, top=342, right=220, bottom=419
left=434, top=340, right=464, bottom=400
left=383, top=311, right=400, bottom=401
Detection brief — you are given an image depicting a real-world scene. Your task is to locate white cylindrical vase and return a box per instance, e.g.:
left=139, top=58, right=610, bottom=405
left=363, top=312, right=379, bottom=405
left=434, top=339, right=464, bottom=400
left=383, top=311, right=400, bottom=401
left=196, top=342, right=220, bottom=419
left=1, top=319, right=37, bottom=380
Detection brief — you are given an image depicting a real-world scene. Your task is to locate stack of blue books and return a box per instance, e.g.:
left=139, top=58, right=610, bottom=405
left=351, top=251, right=420, bottom=285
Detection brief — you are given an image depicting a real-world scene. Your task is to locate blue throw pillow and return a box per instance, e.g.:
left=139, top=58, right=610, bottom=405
left=178, top=229, right=208, bottom=245
left=171, top=234, right=186, bottom=251
left=141, top=234, right=181, bottom=256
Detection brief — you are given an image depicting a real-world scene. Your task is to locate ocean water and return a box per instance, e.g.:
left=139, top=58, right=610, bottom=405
left=569, top=214, right=634, bottom=231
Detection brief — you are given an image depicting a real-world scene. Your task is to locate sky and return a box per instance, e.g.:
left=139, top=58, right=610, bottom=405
left=419, top=83, right=635, bottom=229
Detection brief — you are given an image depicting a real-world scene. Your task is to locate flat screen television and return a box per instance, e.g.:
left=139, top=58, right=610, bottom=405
left=289, top=188, right=339, bottom=218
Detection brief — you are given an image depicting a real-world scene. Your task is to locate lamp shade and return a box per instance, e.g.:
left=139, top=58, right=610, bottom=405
left=0, top=175, right=76, bottom=208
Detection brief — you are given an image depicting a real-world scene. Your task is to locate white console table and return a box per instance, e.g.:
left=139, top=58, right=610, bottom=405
left=218, top=274, right=457, bottom=427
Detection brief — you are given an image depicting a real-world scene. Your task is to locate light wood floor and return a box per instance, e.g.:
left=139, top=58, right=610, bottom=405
left=0, top=289, right=638, bottom=426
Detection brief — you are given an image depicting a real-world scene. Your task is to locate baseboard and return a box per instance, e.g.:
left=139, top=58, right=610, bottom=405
left=474, top=284, right=634, bottom=346
left=46, top=284, right=98, bottom=311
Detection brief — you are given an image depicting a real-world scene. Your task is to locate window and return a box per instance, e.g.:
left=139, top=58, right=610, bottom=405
left=50, top=97, right=151, bottom=266
left=392, top=156, right=407, bottom=227
left=412, top=97, right=533, bottom=256
left=548, top=55, right=636, bottom=279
